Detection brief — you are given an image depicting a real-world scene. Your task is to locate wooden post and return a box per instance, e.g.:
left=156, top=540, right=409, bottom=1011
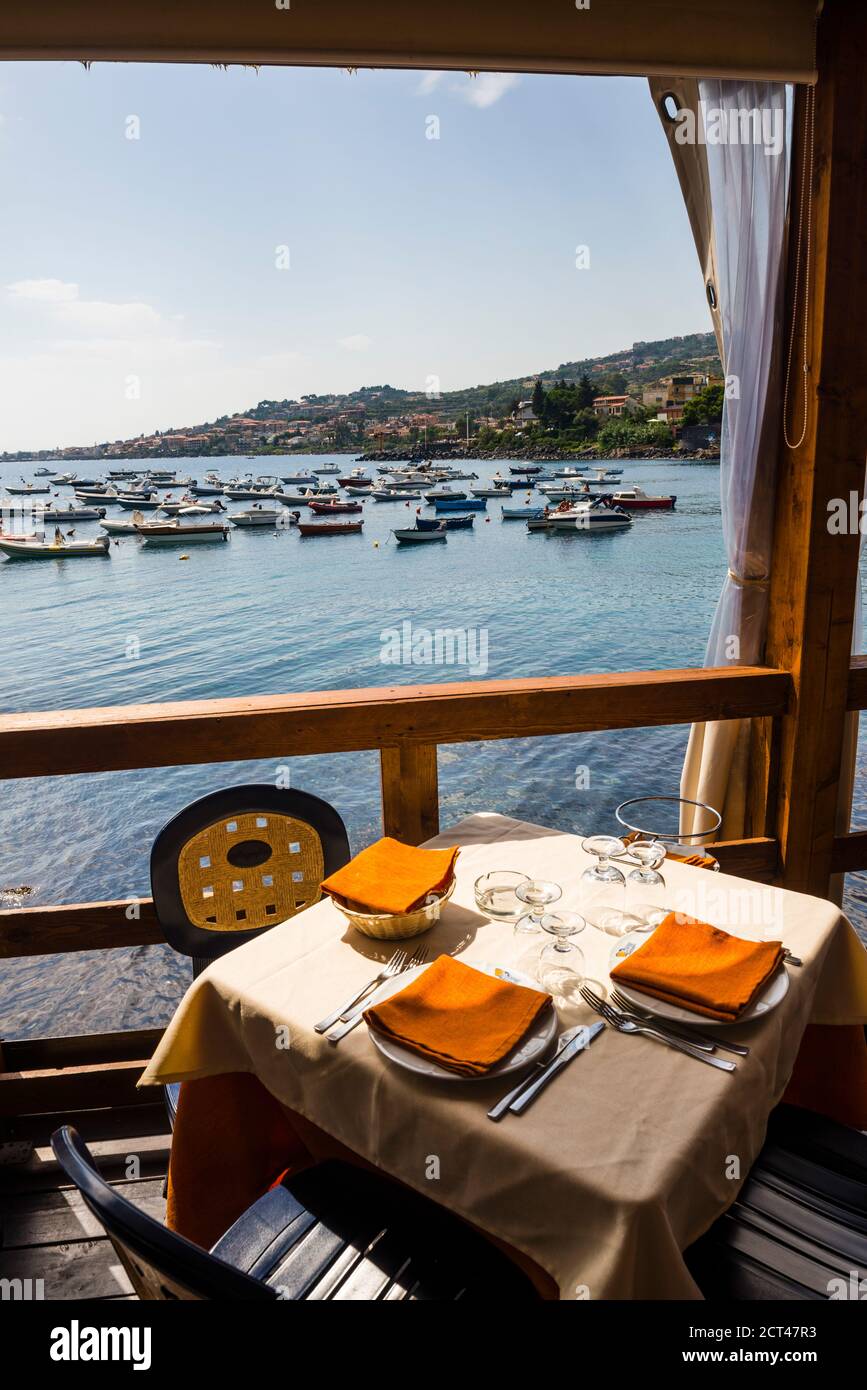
left=379, top=744, right=440, bottom=845
left=762, top=1, right=867, bottom=894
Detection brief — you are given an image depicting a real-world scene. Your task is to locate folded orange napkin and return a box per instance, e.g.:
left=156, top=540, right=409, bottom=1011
left=610, top=912, right=784, bottom=1022
left=363, top=955, right=552, bottom=1076
left=320, top=836, right=458, bottom=916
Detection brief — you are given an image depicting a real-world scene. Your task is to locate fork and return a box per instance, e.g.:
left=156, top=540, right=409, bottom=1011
left=327, top=945, right=429, bottom=1043
left=580, top=986, right=736, bottom=1072
left=313, top=948, right=409, bottom=1034
left=609, top=987, right=749, bottom=1057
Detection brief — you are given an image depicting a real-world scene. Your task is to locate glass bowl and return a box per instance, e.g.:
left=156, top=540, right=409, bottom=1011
left=474, top=870, right=531, bottom=922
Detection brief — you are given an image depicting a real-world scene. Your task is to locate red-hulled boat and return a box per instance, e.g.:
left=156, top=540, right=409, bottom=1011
left=308, top=499, right=364, bottom=515
left=297, top=520, right=364, bottom=536
left=610, top=487, right=676, bottom=510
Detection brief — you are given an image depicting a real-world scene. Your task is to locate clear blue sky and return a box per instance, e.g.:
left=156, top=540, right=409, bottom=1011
left=0, top=63, right=710, bottom=450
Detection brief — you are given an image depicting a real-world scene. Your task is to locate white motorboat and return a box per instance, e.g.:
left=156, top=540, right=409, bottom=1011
left=100, top=511, right=147, bottom=535
left=471, top=486, right=512, bottom=498
left=116, top=493, right=162, bottom=510
left=229, top=506, right=299, bottom=528
left=529, top=499, right=633, bottom=533
left=312, top=464, right=340, bottom=474
left=371, top=489, right=422, bottom=501
left=34, top=466, right=54, bottom=476
left=136, top=519, right=230, bottom=545
left=0, top=532, right=111, bottom=559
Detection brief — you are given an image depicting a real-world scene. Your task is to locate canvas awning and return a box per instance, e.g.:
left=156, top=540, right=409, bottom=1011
left=0, top=0, right=821, bottom=83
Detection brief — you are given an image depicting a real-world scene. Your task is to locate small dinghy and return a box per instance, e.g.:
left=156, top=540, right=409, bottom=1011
left=41, top=505, right=107, bottom=522
left=502, top=506, right=545, bottom=520
left=371, top=489, right=422, bottom=502
left=0, top=531, right=111, bottom=559
left=308, top=499, right=363, bottom=515
left=5, top=482, right=51, bottom=496
left=393, top=527, right=447, bottom=544
left=434, top=497, right=487, bottom=512
left=297, top=520, right=364, bottom=536
left=190, top=482, right=224, bottom=496
left=416, top=514, right=474, bottom=530
left=471, top=486, right=513, bottom=498
left=424, top=487, right=466, bottom=503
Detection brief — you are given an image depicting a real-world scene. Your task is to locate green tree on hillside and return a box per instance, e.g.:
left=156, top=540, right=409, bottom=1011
left=681, top=383, right=725, bottom=426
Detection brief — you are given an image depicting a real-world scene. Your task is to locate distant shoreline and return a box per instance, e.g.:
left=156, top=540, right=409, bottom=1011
left=1, top=444, right=720, bottom=467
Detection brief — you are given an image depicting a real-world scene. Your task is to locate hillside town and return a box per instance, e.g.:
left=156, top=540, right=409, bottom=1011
left=0, top=334, right=723, bottom=463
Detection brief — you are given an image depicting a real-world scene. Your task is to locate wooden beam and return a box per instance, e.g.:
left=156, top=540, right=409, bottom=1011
left=0, top=666, right=791, bottom=781
left=379, top=744, right=440, bottom=845
left=711, top=837, right=779, bottom=884
left=762, top=2, right=867, bottom=895
left=0, top=899, right=163, bottom=959
left=1, top=1029, right=164, bottom=1073
left=0, top=1060, right=154, bottom=1119
left=831, top=831, right=867, bottom=876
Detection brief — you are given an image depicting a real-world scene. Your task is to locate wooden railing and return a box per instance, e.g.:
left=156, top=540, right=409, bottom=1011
left=3, top=657, right=867, bottom=1117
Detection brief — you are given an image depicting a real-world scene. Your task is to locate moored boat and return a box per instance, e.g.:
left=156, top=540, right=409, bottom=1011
left=371, top=489, right=422, bottom=501
left=5, top=482, right=51, bottom=495
left=424, top=487, right=466, bottom=503
left=41, top=505, right=107, bottom=522
left=229, top=506, right=299, bottom=528
left=136, top=520, right=230, bottom=545
left=297, top=520, right=364, bottom=536
left=393, top=526, right=447, bottom=544
left=434, top=497, right=487, bottom=512
left=0, top=532, right=111, bottom=559
left=416, top=514, right=474, bottom=530
left=502, top=506, right=545, bottom=520
left=610, top=486, right=676, bottom=510
left=100, top=512, right=147, bottom=535
left=308, top=499, right=363, bottom=515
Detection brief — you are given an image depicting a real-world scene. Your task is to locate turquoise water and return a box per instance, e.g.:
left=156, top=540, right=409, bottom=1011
left=1, top=454, right=863, bottom=1037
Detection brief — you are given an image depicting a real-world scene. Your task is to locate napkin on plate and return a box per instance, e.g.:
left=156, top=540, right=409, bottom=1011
left=320, top=836, right=459, bottom=916
left=610, top=912, right=784, bottom=1022
left=363, top=954, right=552, bottom=1076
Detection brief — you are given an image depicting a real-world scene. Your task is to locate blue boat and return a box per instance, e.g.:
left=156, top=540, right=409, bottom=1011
left=417, top=514, right=475, bottom=531
left=502, top=506, right=545, bottom=520
left=434, top=497, right=487, bottom=512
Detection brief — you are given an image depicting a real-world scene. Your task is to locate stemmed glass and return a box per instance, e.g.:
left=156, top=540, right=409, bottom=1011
left=580, top=835, right=628, bottom=936
left=626, top=841, right=668, bottom=929
left=514, top=879, right=562, bottom=935
left=536, top=911, right=586, bottom=998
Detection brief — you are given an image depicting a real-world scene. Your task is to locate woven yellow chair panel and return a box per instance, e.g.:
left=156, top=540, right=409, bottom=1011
left=177, top=812, right=325, bottom=931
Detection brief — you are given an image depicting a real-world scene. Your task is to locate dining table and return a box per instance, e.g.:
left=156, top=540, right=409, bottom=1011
left=140, top=811, right=867, bottom=1300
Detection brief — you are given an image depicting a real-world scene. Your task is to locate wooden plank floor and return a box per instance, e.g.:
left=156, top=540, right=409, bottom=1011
left=0, top=1102, right=170, bottom=1300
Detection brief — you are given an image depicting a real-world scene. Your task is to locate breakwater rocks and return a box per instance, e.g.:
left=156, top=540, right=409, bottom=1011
left=358, top=445, right=720, bottom=464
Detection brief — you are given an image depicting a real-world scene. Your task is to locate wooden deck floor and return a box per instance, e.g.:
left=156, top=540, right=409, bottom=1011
left=0, top=1102, right=170, bottom=1300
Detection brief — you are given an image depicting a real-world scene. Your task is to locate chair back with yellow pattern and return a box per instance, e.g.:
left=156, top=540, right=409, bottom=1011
left=150, top=784, right=350, bottom=971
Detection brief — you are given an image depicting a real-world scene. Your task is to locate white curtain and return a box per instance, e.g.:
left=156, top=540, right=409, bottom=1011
left=675, top=80, right=791, bottom=839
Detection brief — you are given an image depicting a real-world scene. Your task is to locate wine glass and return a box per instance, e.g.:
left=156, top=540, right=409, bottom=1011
left=580, top=835, right=627, bottom=935
left=626, top=841, right=668, bottom=929
left=514, top=879, right=562, bottom=935
left=536, top=911, right=586, bottom=1001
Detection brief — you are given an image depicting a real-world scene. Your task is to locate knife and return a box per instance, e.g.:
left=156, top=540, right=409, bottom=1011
left=487, top=1024, right=587, bottom=1121
left=509, top=1020, right=605, bottom=1115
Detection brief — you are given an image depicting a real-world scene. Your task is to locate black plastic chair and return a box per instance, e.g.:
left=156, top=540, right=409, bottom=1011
left=685, top=1104, right=867, bottom=1299
left=150, top=784, right=351, bottom=975
left=151, top=784, right=351, bottom=1130
left=51, top=1127, right=538, bottom=1301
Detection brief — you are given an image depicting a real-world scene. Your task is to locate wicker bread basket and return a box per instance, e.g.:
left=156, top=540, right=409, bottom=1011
left=337, top=879, right=455, bottom=940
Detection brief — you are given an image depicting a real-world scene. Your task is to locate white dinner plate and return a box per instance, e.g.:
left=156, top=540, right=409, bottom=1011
left=366, top=960, right=558, bottom=1082
left=607, top=929, right=789, bottom=1027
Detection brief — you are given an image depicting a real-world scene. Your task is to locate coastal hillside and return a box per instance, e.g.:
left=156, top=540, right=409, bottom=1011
left=2, top=330, right=720, bottom=462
